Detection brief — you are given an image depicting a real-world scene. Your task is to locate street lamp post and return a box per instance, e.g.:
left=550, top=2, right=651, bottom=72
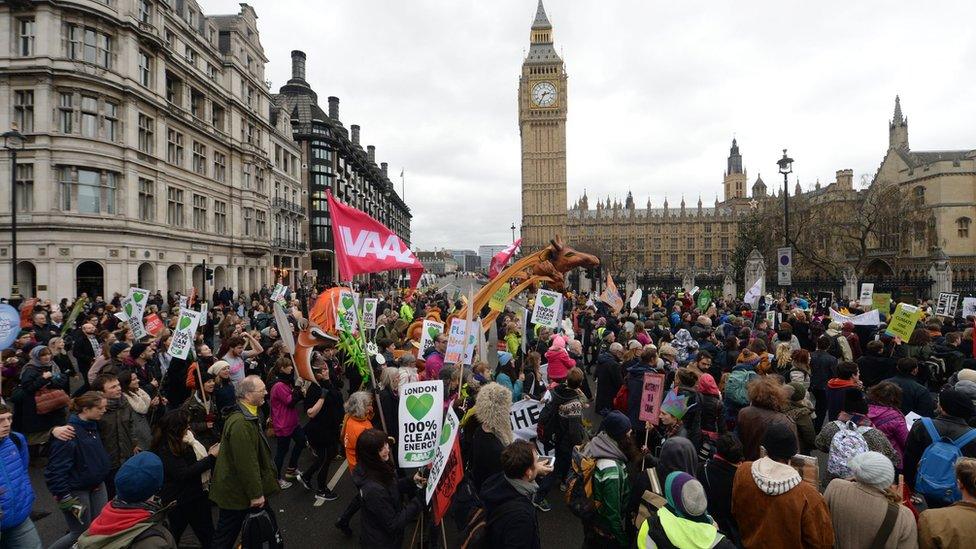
left=3, top=128, right=25, bottom=304
left=777, top=149, right=794, bottom=246
left=510, top=222, right=516, bottom=244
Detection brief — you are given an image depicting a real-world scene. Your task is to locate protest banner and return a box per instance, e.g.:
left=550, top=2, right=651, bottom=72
left=510, top=398, right=544, bottom=441
left=0, top=304, right=21, bottom=351
left=531, top=289, right=562, bottom=329
left=962, top=297, right=976, bottom=319
left=859, top=283, right=874, bottom=304
left=168, top=308, right=202, bottom=359
left=334, top=289, right=359, bottom=331
left=361, top=298, right=378, bottom=330
left=144, top=313, right=164, bottom=336
left=765, top=310, right=776, bottom=328
left=743, top=279, right=762, bottom=305
left=178, top=295, right=188, bottom=309
left=638, top=372, right=666, bottom=425
left=426, top=406, right=461, bottom=503
left=271, top=283, right=287, bottom=302
left=398, top=380, right=444, bottom=467
left=419, top=319, right=444, bottom=355
left=696, top=289, right=712, bottom=312
left=935, top=292, right=959, bottom=318
left=600, top=274, right=624, bottom=314
left=273, top=302, right=295, bottom=355
left=62, top=297, right=88, bottom=336
left=829, top=308, right=881, bottom=326
left=871, top=293, right=891, bottom=313
left=431, top=439, right=463, bottom=526
left=444, top=318, right=477, bottom=365
left=816, top=292, right=833, bottom=314
left=629, top=288, right=643, bottom=310
left=885, top=303, right=921, bottom=341
left=121, top=287, right=150, bottom=340
left=489, top=283, right=510, bottom=312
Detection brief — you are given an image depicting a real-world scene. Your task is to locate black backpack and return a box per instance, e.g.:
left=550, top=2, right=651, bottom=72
left=459, top=499, right=520, bottom=549
left=240, top=508, right=284, bottom=549
left=827, top=334, right=846, bottom=359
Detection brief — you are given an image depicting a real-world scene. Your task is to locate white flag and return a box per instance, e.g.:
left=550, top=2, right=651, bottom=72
left=744, top=278, right=763, bottom=305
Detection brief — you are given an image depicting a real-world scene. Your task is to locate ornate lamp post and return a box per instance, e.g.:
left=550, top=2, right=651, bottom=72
left=3, top=127, right=25, bottom=304
left=777, top=149, right=794, bottom=246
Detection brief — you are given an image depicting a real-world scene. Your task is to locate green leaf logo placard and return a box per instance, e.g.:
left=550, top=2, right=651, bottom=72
left=427, top=327, right=440, bottom=340
left=406, top=394, right=434, bottom=421
left=439, top=423, right=452, bottom=445
left=133, top=292, right=144, bottom=303
left=341, top=295, right=354, bottom=310
left=178, top=316, right=192, bottom=330
left=540, top=295, right=556, bottom=307
left=124, top=303, right=133, bottom=317
left=365, top=302, right=374, bottom=312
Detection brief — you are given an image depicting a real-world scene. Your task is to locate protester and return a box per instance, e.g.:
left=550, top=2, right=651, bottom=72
left=698, top=434, right=743, bottom=546
left=917, top=457, right=976, bottom=548
left=636, top=471, right=736, bottom=549
left=181, top=371, right=220, bottom=448
left=825, top=361, right=863, bottom=422
left=546, top=334, right=575, bottom=384
left=732, top=422, right=834, bottom=548
left=0, top=403, right=42, bottom=549
left=470, top=382, right=515, bottom=491
left=44, top=391, right=111, bottom=549
left=422, top=333, right=447, bottom=381
left=736, top=376, right=797, bottom=461
left=579, top=410, right=641, bottom=548
left=816, top=388, right=899, bottom=479
left=481, top=439, right=549, bottom=549
left=857, top=339, right=896, bottom=388
left=298, top=357, right=344, bottom=505
left=208, top=361, right=236, bottom=415
left=496, top=352, right=525, bottom=402
left=784, top=381, right=817, bottom=454
left=824, top=451, right=917, bottom=549
left=16, top=345, right=70, bottom=451
left=595, top=342, right=625, bottom=415
left=867, top=381, right=909, bottom=469
left=268, top=356, right=306, bottom=488
left=218, top=334, right=263, bottom=386
left=334, top=391, right=375, bottom=537
left=121, top=370, right=154, bottom=451
left=888, top=358, right=936, bottom=418
left=209, top=375, right=279, bottom=549
left=75, top=452, right=176, bottom=548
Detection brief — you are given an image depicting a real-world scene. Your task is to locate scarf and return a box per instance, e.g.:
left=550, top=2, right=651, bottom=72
left=506, top=476, right=539, bottom=498
left=184, top=430, right=211, bottom=487
left=124, top=389, right=152, bottom=415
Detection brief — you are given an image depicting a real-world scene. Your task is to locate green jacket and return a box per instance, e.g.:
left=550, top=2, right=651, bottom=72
left=585, top=433, right=631, bottom=548
left=209, top=403, right=279, bottom=510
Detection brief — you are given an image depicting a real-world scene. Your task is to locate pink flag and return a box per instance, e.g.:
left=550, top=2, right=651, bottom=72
left=489, top=239, right=522, bottom=279
left=327, top=191, right=424, bottom=289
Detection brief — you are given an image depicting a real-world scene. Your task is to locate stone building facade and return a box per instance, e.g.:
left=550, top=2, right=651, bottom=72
left=0, top=0, right=280, bottom=300
left=273, top=51, right=410, bottom=286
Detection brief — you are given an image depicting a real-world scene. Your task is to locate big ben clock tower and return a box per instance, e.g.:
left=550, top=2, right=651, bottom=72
left=519, top=0, right=567, bottom=252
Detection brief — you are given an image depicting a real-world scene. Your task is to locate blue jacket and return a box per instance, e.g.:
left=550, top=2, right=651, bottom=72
left=0, top=432, right=34, bottom=530
left=44, top=414, right=111, bottom=498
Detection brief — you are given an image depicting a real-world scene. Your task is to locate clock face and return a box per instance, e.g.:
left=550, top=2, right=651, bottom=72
left=531, top=82, right=557, bottom=107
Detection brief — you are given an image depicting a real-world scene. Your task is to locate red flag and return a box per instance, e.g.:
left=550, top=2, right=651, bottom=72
left=19, top=298, right=38, bottom=328
left=432, top=438, right=464, bottom=525
left=327, top=191, right=423, bottom=289
left=488, top=239, right=521, bottom=279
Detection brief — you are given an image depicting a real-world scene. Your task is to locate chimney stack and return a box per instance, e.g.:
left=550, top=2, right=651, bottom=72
left=327, top=96, right=339, bottom=120
left=381, top=162, right=388, bottom=176
left=367, top=145, right=375, bottom=162
left=350, top=125, right=360, bottom=146
left=290, top=50, right=306, bottom=81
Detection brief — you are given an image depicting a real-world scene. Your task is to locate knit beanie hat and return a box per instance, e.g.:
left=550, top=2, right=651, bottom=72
left=842, top=389, right=869, bottom=415
left=762, top=422, right=798, bottom=460
left=940, top=387, right=976, bottom=419
left=849, top=451, right=895, bottom=490
left=115, top=452, right=164, bottom=503
left=130, top=342, right=149, bottom=359
left=208, top=360, right=230, bottom=376
left=664, top=471, right=708, bottom=518
left=788, top=381, right=807, bottom=402
left=661, top=390, right=690, bottom=420
left=497, top=351, right=513, bottom=366
left=110, top=342, right=130, bottom=359
left=954, top=380, right=976, bottom=405
left=600, top=410, right=631, bottom=438
left=957, top=369, right=976, bottom=383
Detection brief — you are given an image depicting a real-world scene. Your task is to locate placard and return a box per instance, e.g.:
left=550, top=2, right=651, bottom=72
left=431, top=435, right=463, bottom=526
left=334, top=289, right=359, bottom=332
left=419, top=319, right=444, bottom=355
left=144, top=313, right=164, bottom=336
left=273, top=302, right=295, bottom=354
left=167, top=308, right=202, bottom=360
left=531, top=289, right=562, bottom=329
left=829, top=308, right=881, bottom=326
left=121, top=287, right=150, bottom=340
left=489, top=283, right=510, bottom=312
left=510, top=398, right=544, bottom=441
left=816, top=292, right=833, bottom=314
left=962, top=297, right=976, bottom=319
left=871, top=293, right=892, bottom=314
left=885, top=303, right=921, bottom=341
left=638, top=372, right=666, bottom=425
left=0, top=304, right=21, bottom=351
left=444, top=318, right=476, bottom=365
left=859, top=283, right=874, bottom=304
left=361, top=298, right=378, bottom=330
left=426, top=405, right=460, bottom=503
left=629, top=288, right=643, bottom=310
left=398, top=380, right=444, bottom=467
left=935, top=292, right=959, bottom=318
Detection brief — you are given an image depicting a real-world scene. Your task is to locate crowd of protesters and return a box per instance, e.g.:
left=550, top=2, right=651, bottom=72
left=3, top=282, right=976, bottom=548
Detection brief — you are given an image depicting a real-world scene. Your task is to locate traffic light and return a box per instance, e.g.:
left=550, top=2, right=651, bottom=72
left=206, top=268, right=214, bottom=281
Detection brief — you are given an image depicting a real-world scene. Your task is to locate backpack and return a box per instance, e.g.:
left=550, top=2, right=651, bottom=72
left=725, top=368, right=757, bottom=407
left=564, top=444, right=600, bottom=521
left=915, top=417, right=976, bottom=504
left=827, top=334, right=846, bottom=359
left=827, top=420, right=871, bottom=477
left=240, top=508, right=284, bottom=549
left=537, top=397, right=559, bottom=447
left=458, top=499, right=520, bottom=549
left=612, top=383, right=629, bottom=412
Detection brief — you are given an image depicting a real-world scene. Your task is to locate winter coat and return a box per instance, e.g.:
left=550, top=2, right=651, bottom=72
left=784, top=401, right=817, bottom=455
left=698, top=456, right=740, bottom=545
left=736, top=405, right=798, bottom=461
left=180, top=393, right=220, bottom=448
left=99, top=397, right=138, bottom=469
left=918, top=501, right=976, bottom=549
left=541, top=383, right=587, bottom=452
left=480, top=472, right=542, bottom=549
left=213, top=381, right=236, bottom=416
left=731, top=457, right=834, bottom=549
left=857, top=351, right=896, bottom=388
left=155, top=441, right=215, bottom=505
left=303, top=381, right=343, bottom=448
left=44, top=415, right=111, bottom=498
left=123, top=389, right=153, bottom=451
left=904, top=415, right=976, bottom=492
left=824, top=378, right=860, bottom=421
left=809, top=351, right=837, bottom=391
left=545, top=348, right=575, bottom=382
left=74, top=500, right=175, bottom=549
left=815, top=416, right=900, bottom=470
left=352, top=465, right=424, bottom=549
left=269, top=378, right=300, bottom=437
left=888, top=374, right=936, bottom=418
left=0, top=432, right=34, bottom=530
left=823, top=478, right=918, bottom=549
left=209, top=403, right=280, bottom=510
left=867, top=404, right=908, bottom=467
left=15, top=362, right=70, bottom=434
left=674, top=386, right=703, bottom=450
left=699, top=392, right=724, bottom=437
left=496, top=372, right=523, bottom=402
left=625, top=361, right=658, bottom=429
left=583, top=432, right=631, bottom=548
left=470, top=426, right=505, bottom=491
left=637, top=507, right=736, bottom=549
left=595, top=352, right=624, bottom=414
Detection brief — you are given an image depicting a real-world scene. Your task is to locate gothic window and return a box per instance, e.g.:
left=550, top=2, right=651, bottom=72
left=913, top=186, right=925, bottom=208
left=958, top=217, right=971, bottom=238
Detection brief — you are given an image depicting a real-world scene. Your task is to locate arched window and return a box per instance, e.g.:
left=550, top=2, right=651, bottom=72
left=913, top=186, right=925, bottom=207
left=958, top=217, right=971, bottom=238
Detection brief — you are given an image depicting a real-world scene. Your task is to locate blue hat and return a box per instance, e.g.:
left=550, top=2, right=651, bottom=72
left=497, top=351, right=513, bottom=366
left=115, top=452, right=163, bottom=503
left=600, top=410, right=631, bottom=438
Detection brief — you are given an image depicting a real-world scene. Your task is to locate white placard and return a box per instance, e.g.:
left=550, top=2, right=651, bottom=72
left=273, top=302, right=295, bottom=355
left=829, top=307, right=881, bottom=326
left=629, top=288, right=643, bottom=310
left=531, top=289, right=563, bottom=329
left=121, top=287, right=150, bottom=340
left=419, top=319, right=444, bottom=355
left=361, top=298, right=378, bottom=330
left=444, top=318, right=477, bottom=365
left=510, top=398, right=545, bottom=442
left=167, top=308, right=202, bottom=360
left=859, top=283, right=874, bottom=304
left=935, top=292, right=959, bottom=318
left=334, top=289, right=359, bottom=332
left=425, top=405, right=460, bottom=503
left=962, top=297, right=976, bottom=319
left=398, top=380, right=444, bottom=467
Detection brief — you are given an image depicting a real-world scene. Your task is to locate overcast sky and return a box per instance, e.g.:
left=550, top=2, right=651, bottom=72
left=209, top=0, right=976, bottom=252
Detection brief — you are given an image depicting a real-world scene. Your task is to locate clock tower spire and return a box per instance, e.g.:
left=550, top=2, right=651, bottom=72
left=519, top=0, right=568, bottom=252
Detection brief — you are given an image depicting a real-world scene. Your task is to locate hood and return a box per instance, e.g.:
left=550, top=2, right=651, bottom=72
left=68, top=414, right=100, bottom=433
left=696, top=374, right=720, bottom=396
left=551, top=384, right=581, bottom=403
left=750, top=457, right=800, bottom=496
left=584, top=432, right=626, bottom=462
left=868, top=404, right=903, bottom=423
left=658, top=437, right=697, bottom=480
left=479, top=471, right=524, bottom=510
left=80, top=502, right=163, bottom=548
left=545, top=348, right=569, bottom=363
left=736, top=349, right=760, bottom=366
left=657, top=507, right=721, bottom=549
left=627, top=361, right=656, bottom=375
left=826, top=378, right=858, bottom=389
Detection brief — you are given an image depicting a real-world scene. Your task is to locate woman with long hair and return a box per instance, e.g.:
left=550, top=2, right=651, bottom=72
left=353, top=429, right=426, bottom=548
left=522, top=351, right=546, bottom=400
left=469, top=383, right=515, bottom=490
left=120, top=370, right=154, bottom=450
left=16, top=345, right=70, bottom=451
left=773, top=342, right=794, bottom=377
left=787, top=348, right=812, bottom=386
left=866, top=381, right=908, bottom=469
left=736, top=376, right=798, bottom=461
left=267, top=356, right=306, bottom=488
left=151, top=409, right=218, bottom=548
left=44, top=391, right=111, bottom=549
left=495, top=352, right=524, bottom=402
left=179, top=371, right=220, bottom=448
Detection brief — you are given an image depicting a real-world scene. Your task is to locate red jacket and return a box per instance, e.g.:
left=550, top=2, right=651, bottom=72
left=544, top=349, right=575, bottom=382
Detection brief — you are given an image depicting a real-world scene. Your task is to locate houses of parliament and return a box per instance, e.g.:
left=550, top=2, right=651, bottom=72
left=518, top=1, right=976, bottom=283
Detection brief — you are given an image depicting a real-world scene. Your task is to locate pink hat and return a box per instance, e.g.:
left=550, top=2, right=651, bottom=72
left=549, top=334, right=567, bottom=352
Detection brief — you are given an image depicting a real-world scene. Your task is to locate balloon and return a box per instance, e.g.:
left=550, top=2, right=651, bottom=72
left=0, top=304, right=21, bottom=351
